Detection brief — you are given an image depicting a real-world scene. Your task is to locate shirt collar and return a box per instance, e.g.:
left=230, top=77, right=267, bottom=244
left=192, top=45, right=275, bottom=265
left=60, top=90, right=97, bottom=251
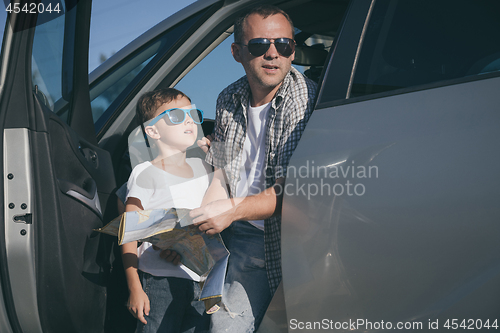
left=233, top=68, right=297, bottom=110
left=273, top=68, right=296, bottom=109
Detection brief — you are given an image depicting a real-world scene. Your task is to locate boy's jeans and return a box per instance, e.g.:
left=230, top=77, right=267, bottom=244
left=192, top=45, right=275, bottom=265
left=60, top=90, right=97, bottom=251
left=135, top=273, right=209, bottom=333
left=210, top=221, right=273, bottom=333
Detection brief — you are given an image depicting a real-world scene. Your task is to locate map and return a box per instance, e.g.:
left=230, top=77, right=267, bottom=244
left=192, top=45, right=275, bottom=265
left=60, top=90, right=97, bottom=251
left=96, top=208, right=229, bottom=308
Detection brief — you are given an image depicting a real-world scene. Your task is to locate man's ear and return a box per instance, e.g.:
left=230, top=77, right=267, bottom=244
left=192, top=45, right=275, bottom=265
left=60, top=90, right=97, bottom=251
left=144, top=125, right=160, bottom=140
left=231, top=43, right=242, bottom=63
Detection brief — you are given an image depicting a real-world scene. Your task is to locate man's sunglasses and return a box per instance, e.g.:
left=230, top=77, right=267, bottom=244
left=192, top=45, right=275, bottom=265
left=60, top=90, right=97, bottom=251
left=237, top=38, right=295, bottom=57
left=148, top=108, right=204, bottom=126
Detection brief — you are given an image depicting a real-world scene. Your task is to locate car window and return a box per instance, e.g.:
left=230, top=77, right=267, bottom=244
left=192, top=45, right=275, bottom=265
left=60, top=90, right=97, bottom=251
left=347, top=0, right=500, bottom=99
left=0, top=7, right=6, bottom=51
left=292, top=29, right=334, bottom=83
left=0, top=6, right=7, bottom=93
left=88, top=0, right=196, bottom=73
left=174, top=37, right=245, bottom=120
left=31, top=3, right=69, bottom=120
left=90, top=11, right=205, bottom=133
left=90, top=43, right=158, bottom=124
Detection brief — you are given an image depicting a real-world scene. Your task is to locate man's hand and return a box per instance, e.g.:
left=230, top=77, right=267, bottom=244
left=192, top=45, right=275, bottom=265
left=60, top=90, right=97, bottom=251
left=190, top=199, right=236, bottom=235
left=197, top=134, right=214, bottom=154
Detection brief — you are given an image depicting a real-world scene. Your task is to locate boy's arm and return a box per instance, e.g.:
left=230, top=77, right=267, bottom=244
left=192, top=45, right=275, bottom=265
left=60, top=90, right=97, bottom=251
left=121, top=197, right=149, bottom=325
left=201, top=168, right=229, bottom=206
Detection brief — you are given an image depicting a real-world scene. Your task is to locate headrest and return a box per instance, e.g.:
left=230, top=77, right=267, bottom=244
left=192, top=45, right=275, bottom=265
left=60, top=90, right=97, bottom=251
left=293, top=44, right=328, bottom=66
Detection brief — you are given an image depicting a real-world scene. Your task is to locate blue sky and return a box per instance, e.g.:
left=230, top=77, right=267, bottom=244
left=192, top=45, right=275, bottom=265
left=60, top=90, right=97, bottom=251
left=0, top=0, right=298, bottom=120
left=0, top=0, right=240, bottom=120
left=0, top=1, right=195, bottom=71
left=89, top=0, right=196, bottom=72
left=89, top=0, right=245, bottom=120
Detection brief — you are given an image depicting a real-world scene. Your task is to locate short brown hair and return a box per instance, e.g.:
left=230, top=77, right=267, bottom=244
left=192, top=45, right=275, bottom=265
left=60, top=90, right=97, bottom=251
left=136, top=88, right=191, bottom=124
left=234, top=5, right=294, bottom=44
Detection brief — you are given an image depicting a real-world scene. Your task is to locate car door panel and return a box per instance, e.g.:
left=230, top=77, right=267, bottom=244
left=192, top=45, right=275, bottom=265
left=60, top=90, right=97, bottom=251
left=0, top=1, right=115, bottom=332
left=0, top=285, right=13, bottom=333
left=33, top=104, right=113, bottom=332
left=283, top=76, right=500, bottom=328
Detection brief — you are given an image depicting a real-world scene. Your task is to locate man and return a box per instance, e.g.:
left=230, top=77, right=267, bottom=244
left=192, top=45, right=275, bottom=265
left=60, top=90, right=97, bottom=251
left=190, top=5, right=317, bottom=332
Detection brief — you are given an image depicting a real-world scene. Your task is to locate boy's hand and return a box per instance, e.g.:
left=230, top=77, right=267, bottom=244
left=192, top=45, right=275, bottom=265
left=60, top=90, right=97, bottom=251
left=127, top=287, right=150, bottom=325
left=197, top=134, right=214, bottom=153
left=152, top=246, right=182, bottom=265
left=160, top=249, right=182, bottom=265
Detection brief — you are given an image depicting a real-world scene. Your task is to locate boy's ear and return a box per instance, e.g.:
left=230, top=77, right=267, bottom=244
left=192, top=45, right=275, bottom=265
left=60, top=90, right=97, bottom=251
left=144, top=125, right=160, bottom=140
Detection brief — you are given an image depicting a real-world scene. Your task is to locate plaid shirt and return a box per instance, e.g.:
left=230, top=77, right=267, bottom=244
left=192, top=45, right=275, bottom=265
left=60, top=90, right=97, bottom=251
left=206, top=67, right=317, bottom=293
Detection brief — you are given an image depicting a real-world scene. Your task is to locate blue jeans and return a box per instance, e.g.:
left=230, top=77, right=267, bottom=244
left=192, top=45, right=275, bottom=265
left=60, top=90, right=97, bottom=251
left=209, top=221, right=273, bottom=333
left=136, top=272, right=209, bottom=333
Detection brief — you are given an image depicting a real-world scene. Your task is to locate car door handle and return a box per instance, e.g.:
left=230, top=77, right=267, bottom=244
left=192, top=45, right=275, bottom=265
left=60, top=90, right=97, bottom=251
left=58, top=178, right=102, bottom=219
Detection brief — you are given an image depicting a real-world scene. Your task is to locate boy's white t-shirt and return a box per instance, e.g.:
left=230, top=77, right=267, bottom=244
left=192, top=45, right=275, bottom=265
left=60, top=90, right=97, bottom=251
left=235, top=102, right=271, bottom=231
left=126, top=158, right=211, bottom=281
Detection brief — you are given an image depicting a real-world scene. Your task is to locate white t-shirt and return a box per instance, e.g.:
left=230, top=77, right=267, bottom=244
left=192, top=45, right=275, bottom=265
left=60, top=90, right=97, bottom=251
left=235, top=102, right=271, bottom=230
left=126, top=158, right=211, bottom=281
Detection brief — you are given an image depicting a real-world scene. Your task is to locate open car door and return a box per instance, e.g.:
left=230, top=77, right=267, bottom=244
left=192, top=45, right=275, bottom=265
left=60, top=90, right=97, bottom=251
left=0, top=1, right=115, bottom=332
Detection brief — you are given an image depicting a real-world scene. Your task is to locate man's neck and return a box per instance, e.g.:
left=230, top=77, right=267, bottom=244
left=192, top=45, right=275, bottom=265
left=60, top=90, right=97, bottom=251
left=249, top=82, right=283, bottom=107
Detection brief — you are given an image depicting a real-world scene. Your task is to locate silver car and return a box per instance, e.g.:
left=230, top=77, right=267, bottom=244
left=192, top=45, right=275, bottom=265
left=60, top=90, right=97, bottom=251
left=1, top=0, right=499, bottom=332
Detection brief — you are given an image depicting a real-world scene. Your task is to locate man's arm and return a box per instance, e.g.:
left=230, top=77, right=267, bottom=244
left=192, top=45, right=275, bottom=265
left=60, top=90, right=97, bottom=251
left=190, top=178, right=285, bottom=235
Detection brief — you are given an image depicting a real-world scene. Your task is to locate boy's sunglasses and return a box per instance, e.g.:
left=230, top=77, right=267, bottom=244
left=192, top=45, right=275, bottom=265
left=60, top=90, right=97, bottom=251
left=149, top=108, right=204, bottom=126
left=238, top=38, right=296, bottom=57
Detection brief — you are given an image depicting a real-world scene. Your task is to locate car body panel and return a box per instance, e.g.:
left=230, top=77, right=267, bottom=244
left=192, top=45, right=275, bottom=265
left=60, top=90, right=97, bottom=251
left=4, top=128, right=42, bottom=333
left=283, top=76, right=500, bottom=330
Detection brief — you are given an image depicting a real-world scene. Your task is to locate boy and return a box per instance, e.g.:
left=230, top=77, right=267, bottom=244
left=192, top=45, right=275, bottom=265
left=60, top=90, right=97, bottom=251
left=121, top=88, right=210, bottom=333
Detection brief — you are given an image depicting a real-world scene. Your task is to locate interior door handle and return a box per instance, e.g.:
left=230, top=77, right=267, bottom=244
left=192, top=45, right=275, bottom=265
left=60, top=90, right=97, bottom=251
left=78, top=145, right=99, bottom=168
left=58, top=178, right=102, bottom=219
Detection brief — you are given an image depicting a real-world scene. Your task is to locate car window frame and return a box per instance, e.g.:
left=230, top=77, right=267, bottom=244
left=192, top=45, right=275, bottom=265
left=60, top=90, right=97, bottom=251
left=316, top=0, right=500, bottom=110
left=315, top=0, right=373, bottom=108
